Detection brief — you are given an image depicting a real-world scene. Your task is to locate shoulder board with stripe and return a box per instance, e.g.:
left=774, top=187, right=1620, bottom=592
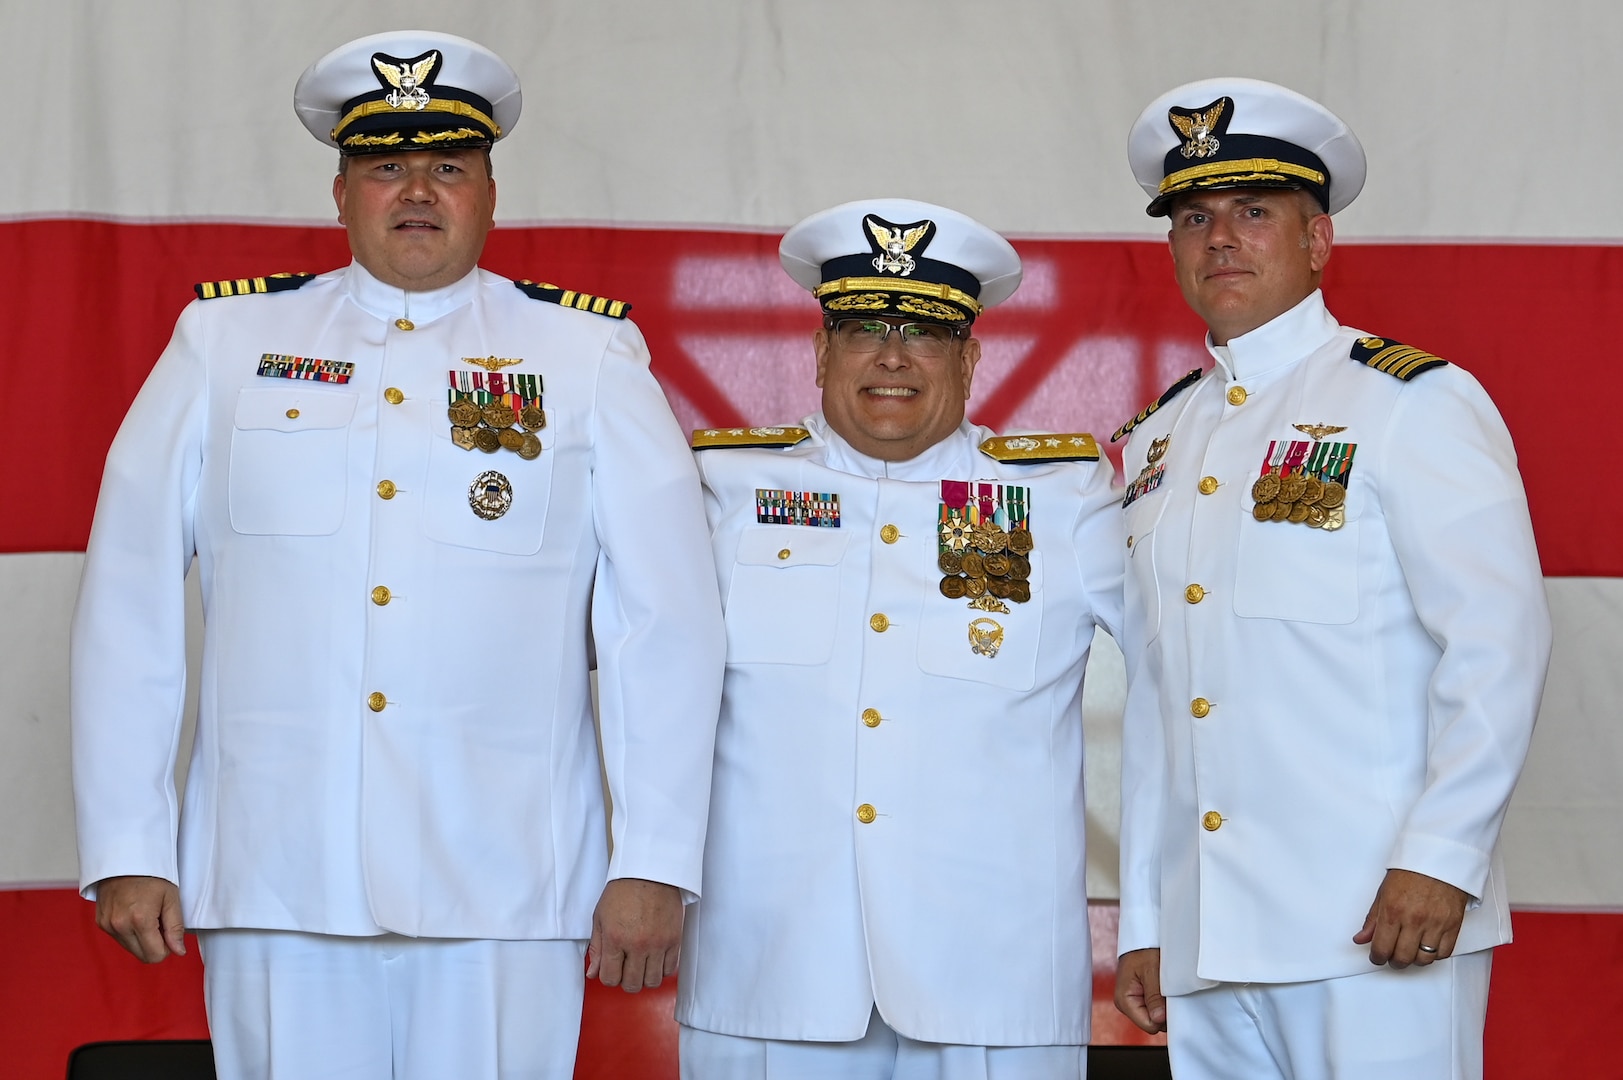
left=1350, top=336, right=1449, bottom=380
left=691, top=426, right=810, bottom=450
left=194, top=272, right=316, bottom=301
left=514, top=280, right=632, bottom=319
left=1112, top=367, right=1204, bottom=443
left=979, top=433, right=1100, bottom=463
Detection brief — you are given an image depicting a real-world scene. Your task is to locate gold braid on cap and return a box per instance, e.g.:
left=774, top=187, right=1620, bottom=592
left=813, top=276, right=983, bottom=317
left=1159, top=157, right=1326, bottom=196
left=332, top=98, right=502, bottom=142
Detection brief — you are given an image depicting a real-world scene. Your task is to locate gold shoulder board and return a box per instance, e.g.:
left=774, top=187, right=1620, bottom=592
left=194, top=272, right=315, bottom=301
left=692, top=426, right=811, bottom=450
left=979, top=433, right=1101, bottom=463
left=1112, top=366, right=1205, bottom=443
left=514, top=280, right=632, bottom=319
left=1350, top=336, right=1449, bottom=381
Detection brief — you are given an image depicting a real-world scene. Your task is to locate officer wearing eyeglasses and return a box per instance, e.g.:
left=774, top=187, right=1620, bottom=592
left=675, top=198, right=1124, bottom=1079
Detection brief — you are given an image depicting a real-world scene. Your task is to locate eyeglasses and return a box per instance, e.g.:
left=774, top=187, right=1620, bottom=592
left=829, top=318, right=963, bottom=358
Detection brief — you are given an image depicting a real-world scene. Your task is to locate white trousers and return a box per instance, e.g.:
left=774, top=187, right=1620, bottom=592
left=1164, top=950, right=1492, bottom=1080
left=199, top=929, right=588, bottom=1080
left=679, top=1008, right=1085, bottom=1080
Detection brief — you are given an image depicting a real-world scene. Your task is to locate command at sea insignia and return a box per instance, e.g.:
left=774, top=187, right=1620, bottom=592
left=1112, top=367, right=1204, bottom=443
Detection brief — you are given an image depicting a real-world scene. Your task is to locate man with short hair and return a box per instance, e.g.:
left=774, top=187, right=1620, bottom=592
left=72, top=30, right=723, bottom=1079
left=1111, top=78, right=1550, bottom=1079
left=676, top=198, right=1122, bottom=1079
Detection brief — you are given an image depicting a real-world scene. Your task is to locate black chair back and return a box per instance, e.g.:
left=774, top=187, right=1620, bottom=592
left=1088, top=1043, right=1173, bottom=1079
left=67, top=1040, right=217, bottom=1080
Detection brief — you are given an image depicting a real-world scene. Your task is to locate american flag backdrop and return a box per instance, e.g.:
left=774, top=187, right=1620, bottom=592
left=2, top=4, right=1619, bottom=1076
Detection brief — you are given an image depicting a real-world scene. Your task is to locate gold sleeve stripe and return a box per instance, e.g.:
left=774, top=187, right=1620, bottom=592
left=194, top=272, right=315, bottom=301
left=1350, top=337, right=1449, bottom=380
left=513, top=280, right=633, bottom=318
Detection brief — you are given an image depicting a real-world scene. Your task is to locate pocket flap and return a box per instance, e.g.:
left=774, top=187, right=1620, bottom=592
left=234, top=386, right=358, bottom=432
left=735, top=526, right=849, bottom=568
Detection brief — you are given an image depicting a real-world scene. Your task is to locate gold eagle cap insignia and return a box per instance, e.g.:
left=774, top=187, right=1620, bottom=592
left=865, top=219, right=931, bottom=254
left=1293, top=423, right=1348, bottom=441
left=374, top=53, right=439, bottom=91
left=1170, top=99, right=1226, bottom=159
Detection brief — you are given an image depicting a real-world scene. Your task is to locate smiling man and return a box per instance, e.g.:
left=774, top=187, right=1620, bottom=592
left=70, top=31, right=723, bottom=1079
left=1110, top=79, right=1551, bottom=1079
left=675, top=199, right=1123, bottom=1079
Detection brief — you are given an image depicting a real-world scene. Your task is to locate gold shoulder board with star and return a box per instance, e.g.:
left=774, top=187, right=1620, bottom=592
left=692, top=426, right=812, bottom=450
left=1350, top=336, right=1449, bottom=380
left=194, top=272, right=316, bottom=301
left=979, top=433, right=1100, bottom=463
left=1112, top=367, right=1205, bottom=442
left=514, top=280, right=632, bottom=319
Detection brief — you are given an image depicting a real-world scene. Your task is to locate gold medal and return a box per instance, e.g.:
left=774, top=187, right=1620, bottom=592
left=1301, top=476, right=1324, bottom=505
left=938, top=550, right=964, bottom=575
left=940, top=575, right=967, bottom=599
left=961, top=552, right=985, bottom=578
left=1252, top=500, right=1277, bottom=522
left=1320, top=480, right=1346, bottom=509
left=1323, top=506, right=1346, bottom=531
left=976, top=524, right=1009, bottom=553
left=1270, top=500, right=1292, bottom=522
left=518, top=433, right=543, bottom=460
left=448, top=398, right=482, bottom=427
left=497, top=428, right=526, bottom=452
left=984, top=552, right=1012, bottom=577
left=1006, top=528, right=1034, bottom=554
left=964, top=576, right=988, bottom=598
left=1287, top=502, right=1312, bottom=524
left=1009, top=580, right=1031, bottom=604
left=1306, top=504, right=1328, bottom=528
left=482, top=401, right=517, bottom=429
left=451, top=425, right=478, bottom=451
left=987, top=578, right=1013, bottom=600
left=1278, top=474, right=1307, bottom=503
left=1251, top=472, right=1281, bottom=502
left=474, top=427, right=502, bottom=453
left=1007, top=555, right=1031, bottom=581
left=520, top=405, right=547, bottom=431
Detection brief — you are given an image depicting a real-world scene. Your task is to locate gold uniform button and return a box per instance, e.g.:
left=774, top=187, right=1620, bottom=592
left=1190, top=697, right=1212, bottom=718
left=367, top=692, right=387, bottom=713
left=1185, top=584, right=1206, bottom=604
left=1227, top=386, right=1248, bottom=406
left=376, top=480, right=397, bottom=500
left=384, top=387, right=405, bottom=405
left=285, top=408, right=300, bottom=419
left=1202, top=811, right=1224, bottom=832
left=1126, top=535, right=1134, bottom=549
left=869, top=613, right=890, bottom=633
left=861, top=708, right=882, bottom=728
left=394, top=318, right=415, bottom=331
left=371, top=586, right=392, bottom=606
left=856, top=803, right=877, bottom=824
left=880, top=524, right=901, bottom=544
left=1198, top=476, right=1219, bottom=495
left=778, top=548, right=791, bottom=560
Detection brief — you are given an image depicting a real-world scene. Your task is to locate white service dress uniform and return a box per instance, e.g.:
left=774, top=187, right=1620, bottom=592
left=71, top=260, right=725, bottom=1071
left=677, top=413, right=1123, bottom=1075
left=1114, top=289, right=1550, bottom=1077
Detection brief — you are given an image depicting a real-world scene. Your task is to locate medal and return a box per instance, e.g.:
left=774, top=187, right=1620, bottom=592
left=451, top=426, right=477, bottom=451
left=520, top=405, right=547, bottom=431
left=482, top=401, right=516, bottom=429
left=1006, top=528, right=1034, bottom=555
left=938, top=550, right=964, bottom=574
left=448, top=398, right=482, bottom=427
left=474, top=428, right=501, bottom=453
left=940, top=576, right=967, bottom=599
left=517, top=433, right=543, bottom=460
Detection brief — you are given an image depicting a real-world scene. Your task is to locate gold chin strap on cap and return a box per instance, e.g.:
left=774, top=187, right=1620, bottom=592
left=331, top=98, right=502, bottom=142
left=813, top=276, right=983, bottom=318
left=1159, top=157, right=1326, bottom=196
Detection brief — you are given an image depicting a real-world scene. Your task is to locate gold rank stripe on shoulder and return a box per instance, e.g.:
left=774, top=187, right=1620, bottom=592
left=1112, top=367, right=1205, bottom=442
left=194, top=272, right=316, bottom=301
left=1350, top=336, right=1450, bottom=380
left=514, top=280, right=632, bottom=319
left=691, top=426, right=811, bottom=450
left=979, top=433, right=1101, bottom=463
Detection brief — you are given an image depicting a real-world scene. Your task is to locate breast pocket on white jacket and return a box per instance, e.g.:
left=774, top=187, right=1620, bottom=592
left=228, top=386, right=356, bottom=536
left=724, top=526, right=848, bottom=665
left=916, top=552, right=1044, bottom=691
left=421, top=413, right=558, bottom=556
left=1233, top=483, right=1360, bottom=624
left=1122, top=490, right=1168, bottom=647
